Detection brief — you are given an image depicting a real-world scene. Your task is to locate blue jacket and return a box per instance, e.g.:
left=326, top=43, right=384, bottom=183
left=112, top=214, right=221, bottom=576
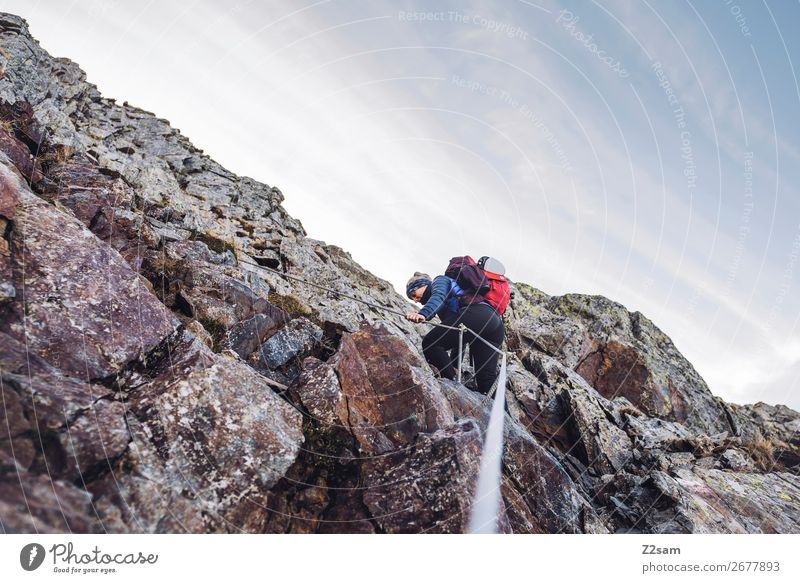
left=418, top=275, right=460, bottom=321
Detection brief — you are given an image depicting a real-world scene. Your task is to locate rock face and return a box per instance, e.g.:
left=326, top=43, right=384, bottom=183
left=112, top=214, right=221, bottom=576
left=1, top=168, right=176, bottom=380
left=507, top=286, right=730, bottom=434
left=0, top=12, right=798, bottom=534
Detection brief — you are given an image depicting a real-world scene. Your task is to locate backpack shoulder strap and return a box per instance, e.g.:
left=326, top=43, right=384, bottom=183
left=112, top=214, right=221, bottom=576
left=445, top=276, right=465, bottom=296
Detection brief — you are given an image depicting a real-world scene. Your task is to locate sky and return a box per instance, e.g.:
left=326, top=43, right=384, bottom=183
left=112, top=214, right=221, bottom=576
left=6, top=0, right=799, bottom=410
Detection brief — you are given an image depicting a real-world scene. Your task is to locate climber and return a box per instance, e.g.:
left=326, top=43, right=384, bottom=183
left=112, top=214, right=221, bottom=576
left=405, top=271, right=505, bottom=395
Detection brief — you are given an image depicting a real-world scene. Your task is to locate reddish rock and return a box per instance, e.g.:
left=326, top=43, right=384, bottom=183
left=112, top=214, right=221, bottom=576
left=0, top=167, right=175, bottom=380
left=39, top=159, right=161, bottom=276
left=135, top=354, right=303, bottom=490
left=332, top=321, right=453, bottom=455
left=282, top=325, right=463, bottom=533
left=0, top=230, right=12, bottom=302
left=90, top=207, right=161, bottom=264
left=0, top=152, right=21, bottom=219
left=91, top=324, right=305, bottom=532
left=273, top=356, right=373, bottom=533
left=57, top=398, right=130, bottom=481
left=113, top=322, right=217, bottom=397
left=362, top=420, right=485, bottom=533
left=0, top=129, right=43, bottom=185
left=0, top=377, right=35, bottom=469
left=0, top=100, right=45, bottom=151
left=88, top=419, right=216, bottom=533
left=1, top=370, right=128, bottom=480
left=0, top=471, right=98, bottom=533
left=509, top=287, right=729, bottom=434
left=124, top=338, right=305, bottom=530
left=1, top=332, right=113, bottom=479
left=0, top=330, right=63, bottom=376
left=290, top=356, right=348, bottom=427
left=45, top=159, right=134, bottom=224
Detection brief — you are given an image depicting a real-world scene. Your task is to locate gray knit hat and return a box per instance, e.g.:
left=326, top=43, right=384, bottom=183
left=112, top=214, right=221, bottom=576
left=406, top=272, right=432, bottom=298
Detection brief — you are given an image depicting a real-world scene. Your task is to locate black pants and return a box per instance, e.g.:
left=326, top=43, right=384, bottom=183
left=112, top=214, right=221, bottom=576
left=421, top=303, right=505, bottom=394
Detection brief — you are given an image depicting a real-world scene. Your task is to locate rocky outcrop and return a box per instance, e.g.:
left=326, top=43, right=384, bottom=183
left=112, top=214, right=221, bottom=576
left=88, top=327, right=305, bottom=533
left=1, top=12, right=798, bottom=534
left=0, top=168, right=176, bottom=380
left=507, top=284, right=730, bottom=434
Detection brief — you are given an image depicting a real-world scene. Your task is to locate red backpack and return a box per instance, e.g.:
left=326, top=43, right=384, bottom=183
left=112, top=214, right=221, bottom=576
left=477, top=256, right=511, bottom=316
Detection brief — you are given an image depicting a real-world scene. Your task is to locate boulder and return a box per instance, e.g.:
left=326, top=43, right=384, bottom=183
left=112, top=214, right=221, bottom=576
left=289, top=356, right=348, bottom=427
left=0, top=162, right=176, bottom=381
left=0, top=125, right=43, bottom=186
left=88, top=417, right=220, bottom=533
left=122, top=330, right=304, bottom=530
left=258, top=317, right=323, bottom=369
left=508, top=285, right=731, bottom=434
left=440, top=378, right=610, bottom=533
left=0, top=331, right=130, bottom=481
left=330, top=321, right=453, bottom=455
left=44, top=157, right=135, bottom=228
left=0, top=471, right=98, bottom=533
left=143, top=238, right=289, bottom=355
left=362, top=420, right=485, bottom=534
left=510, top=350, right=633, bottom=477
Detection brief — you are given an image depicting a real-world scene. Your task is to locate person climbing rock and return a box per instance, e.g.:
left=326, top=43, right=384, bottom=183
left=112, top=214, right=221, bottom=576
left=405, top=271, right=505, bottom=395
